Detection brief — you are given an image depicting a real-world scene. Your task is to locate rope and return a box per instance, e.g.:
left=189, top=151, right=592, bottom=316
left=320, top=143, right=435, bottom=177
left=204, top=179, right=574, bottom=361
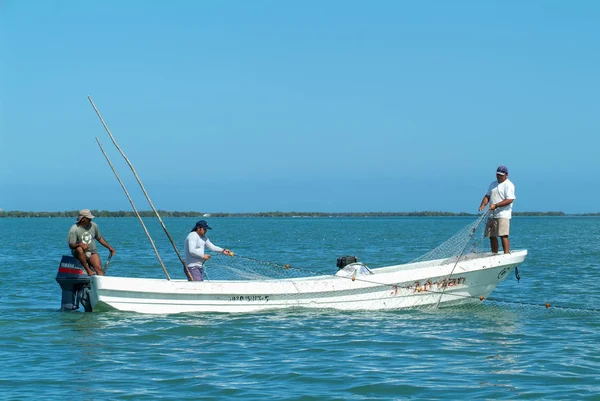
left=202, top=253, right=329, bottom=281
left=483, top=296, right=600, bottom=314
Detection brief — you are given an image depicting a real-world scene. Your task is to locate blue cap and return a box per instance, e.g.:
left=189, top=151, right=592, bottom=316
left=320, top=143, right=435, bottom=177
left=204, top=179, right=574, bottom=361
left=193, top=220, right=212, bottom=231
left=496, top=165, right=509, bottom=176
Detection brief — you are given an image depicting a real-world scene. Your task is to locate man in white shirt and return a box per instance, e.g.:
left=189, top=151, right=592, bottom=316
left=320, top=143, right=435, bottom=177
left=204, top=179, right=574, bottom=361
left=478, top=165, right=516, bottom=254
left=184, top=220, right=232, bottom=281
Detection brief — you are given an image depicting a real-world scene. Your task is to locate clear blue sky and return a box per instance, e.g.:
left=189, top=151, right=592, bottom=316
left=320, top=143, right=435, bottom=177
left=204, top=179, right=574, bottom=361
left=1, top=1, right=598, bottom=213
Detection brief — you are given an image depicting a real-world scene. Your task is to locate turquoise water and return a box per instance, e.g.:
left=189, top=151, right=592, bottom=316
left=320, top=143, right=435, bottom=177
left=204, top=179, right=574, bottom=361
left=1, top=217, right=599, bottom=400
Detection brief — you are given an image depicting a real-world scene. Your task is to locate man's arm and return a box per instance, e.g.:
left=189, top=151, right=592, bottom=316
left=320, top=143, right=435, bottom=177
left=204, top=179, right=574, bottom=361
left=205, top=239, right=224, bottom=253
left=491, top=198, right=514, bottom=210
left=205, top=239, right=232, bottom=255
left=69, top=242, right=90, bottom=250
left=98, top=237, right=116, bottom=256
left=478, top=195, right=490, bottom=212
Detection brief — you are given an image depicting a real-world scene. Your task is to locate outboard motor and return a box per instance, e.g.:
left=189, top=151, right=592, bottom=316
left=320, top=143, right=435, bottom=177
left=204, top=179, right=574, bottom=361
left=56, top=256, right=92, bottom=312
left=336, top=255, right=358, bottom=269
left=335, top=255, right=373, bottom=278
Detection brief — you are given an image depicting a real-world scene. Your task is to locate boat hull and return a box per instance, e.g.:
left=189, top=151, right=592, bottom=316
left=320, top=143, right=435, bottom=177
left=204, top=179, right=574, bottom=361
left=90, top=250, right=527, bottom=314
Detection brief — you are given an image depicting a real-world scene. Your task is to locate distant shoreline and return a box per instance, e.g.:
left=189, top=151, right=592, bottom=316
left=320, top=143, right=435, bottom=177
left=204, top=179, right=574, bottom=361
left=1, top=210, right=598, bottom=218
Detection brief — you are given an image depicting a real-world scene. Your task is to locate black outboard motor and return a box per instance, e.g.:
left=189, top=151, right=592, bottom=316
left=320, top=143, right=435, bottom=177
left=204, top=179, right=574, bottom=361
left=56, top=256, right=92, bottom=312
left=336, top=255, right=358, bottom=269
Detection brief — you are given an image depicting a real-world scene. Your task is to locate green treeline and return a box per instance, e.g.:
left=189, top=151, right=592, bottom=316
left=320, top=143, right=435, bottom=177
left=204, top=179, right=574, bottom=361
left=0, top=210, right=210, bottom=218
left=0, top=210, right=595, bottom=218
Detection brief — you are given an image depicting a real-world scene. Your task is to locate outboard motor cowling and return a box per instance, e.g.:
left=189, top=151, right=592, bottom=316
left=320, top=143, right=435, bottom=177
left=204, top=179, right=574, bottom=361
left=336, top=255, right=358, bottom=269
left=56, top=256, right=92, bottom=312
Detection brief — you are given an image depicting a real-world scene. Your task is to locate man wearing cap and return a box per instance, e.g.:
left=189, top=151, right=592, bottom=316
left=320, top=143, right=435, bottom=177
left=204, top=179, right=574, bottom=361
left=478, top=165, right=516, bottom=254
left=184, top=220, right=232, bottom=281
left=67, top=209, right=116, bottom=276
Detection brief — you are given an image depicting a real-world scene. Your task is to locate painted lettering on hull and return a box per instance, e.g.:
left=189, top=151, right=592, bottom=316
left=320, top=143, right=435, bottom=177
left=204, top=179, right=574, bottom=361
left=403, top=277, right=467, bottom=293
left=230, top=295, right=270, bottom=302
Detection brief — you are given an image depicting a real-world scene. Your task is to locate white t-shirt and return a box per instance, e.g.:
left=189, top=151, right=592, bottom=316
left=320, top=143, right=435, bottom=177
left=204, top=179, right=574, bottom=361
left=184, top=231, right=224, bottom=268
left=486, top=179, right=516, bottom=219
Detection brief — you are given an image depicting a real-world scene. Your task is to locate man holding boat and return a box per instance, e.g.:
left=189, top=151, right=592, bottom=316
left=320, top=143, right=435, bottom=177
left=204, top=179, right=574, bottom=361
left=184, top=220, right=232, bottom=281
left=478, top=165, right=516, bottom=254
left=67, top=209, right=116, bottom=276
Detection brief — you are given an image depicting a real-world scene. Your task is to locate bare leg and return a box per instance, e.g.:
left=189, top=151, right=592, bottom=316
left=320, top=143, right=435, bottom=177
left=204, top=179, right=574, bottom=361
left=500, top=236, right=510, bottom=254
left=73, top=247, right=95, bottom=275
left=88, top=253, right=104, bottom=276
left=489, top=237, right=499, bottom=254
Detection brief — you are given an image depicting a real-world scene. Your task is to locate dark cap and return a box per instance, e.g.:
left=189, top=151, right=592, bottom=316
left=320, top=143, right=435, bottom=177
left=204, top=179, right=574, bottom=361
left=193, top=220, right=212, bottom=231
left=496, top=165, right=509, bottom=176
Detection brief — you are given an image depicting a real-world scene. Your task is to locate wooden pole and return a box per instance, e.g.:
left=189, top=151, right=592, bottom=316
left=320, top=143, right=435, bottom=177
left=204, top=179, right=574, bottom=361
left=102, top=254, right=113, bottom=275
left=96, top=137, right=171, bottom=280
left=88, top=96, right=192, bottom=280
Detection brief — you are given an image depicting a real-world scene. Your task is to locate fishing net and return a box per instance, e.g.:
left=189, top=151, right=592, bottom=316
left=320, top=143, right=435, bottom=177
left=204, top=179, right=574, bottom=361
left=204, top=254, right=324, bottom=281
left=201, top=248, right=600, bottom=314
left=161, top=212, right=600, bottom=314
left=437, top=297, right=600, bottom=316
left=410, top=211, right=490, bottom=264
left=202, top=212, right=491, bottom=281
left=177, top=212, right=522, bottom=312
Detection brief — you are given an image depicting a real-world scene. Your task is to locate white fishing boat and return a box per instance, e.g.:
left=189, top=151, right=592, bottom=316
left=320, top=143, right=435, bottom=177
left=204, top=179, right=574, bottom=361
left=56, top=210, right=527, bottom=315
left=54, top=98, right=526, bottom=315
left=86, top=250, right=526, bottom=314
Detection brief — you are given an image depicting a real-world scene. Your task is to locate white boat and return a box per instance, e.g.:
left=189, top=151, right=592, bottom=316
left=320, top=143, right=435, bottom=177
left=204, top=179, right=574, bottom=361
left=77, top=99, right=528, bottom=315
left=88, top=250, right=527, bottom=314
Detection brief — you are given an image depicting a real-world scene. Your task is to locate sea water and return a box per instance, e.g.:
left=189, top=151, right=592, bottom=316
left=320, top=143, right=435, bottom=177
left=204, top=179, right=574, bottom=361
left=0, top=216, right=599, bottom=400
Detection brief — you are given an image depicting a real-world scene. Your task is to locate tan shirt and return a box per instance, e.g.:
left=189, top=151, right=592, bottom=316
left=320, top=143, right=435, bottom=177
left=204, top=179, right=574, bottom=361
left=67, top=221, right=102, bottom=254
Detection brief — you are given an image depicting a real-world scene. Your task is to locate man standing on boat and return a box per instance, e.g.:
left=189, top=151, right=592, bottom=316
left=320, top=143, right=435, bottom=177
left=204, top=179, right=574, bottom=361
left=67, top=209, right=116, bottom=276
left=184, top=220, right=232, bottom=281
left=478, top=165, right=516, bottom=254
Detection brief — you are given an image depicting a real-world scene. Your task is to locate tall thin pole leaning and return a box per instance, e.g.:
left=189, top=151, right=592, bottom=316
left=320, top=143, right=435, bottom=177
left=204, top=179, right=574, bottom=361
left=96, top=137, right=171, bottom=280
left=88, top=96, right=192, bottom=280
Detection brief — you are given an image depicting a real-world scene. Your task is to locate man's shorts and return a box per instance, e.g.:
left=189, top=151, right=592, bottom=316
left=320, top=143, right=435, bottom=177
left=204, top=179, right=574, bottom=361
left=485, top=218, right=510, bottom=237
left=71, top=249, right=97, bottom=259
left=187, top=266, right=204, bottom=281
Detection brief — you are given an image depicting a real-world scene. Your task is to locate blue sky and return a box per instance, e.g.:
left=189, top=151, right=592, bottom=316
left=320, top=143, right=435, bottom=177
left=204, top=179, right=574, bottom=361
left=1, top=1, right=598, bottom=213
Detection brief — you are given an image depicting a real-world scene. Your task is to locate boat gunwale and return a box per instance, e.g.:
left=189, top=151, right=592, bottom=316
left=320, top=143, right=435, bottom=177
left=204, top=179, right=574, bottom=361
left=91, top=250, right=527, bottom=297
